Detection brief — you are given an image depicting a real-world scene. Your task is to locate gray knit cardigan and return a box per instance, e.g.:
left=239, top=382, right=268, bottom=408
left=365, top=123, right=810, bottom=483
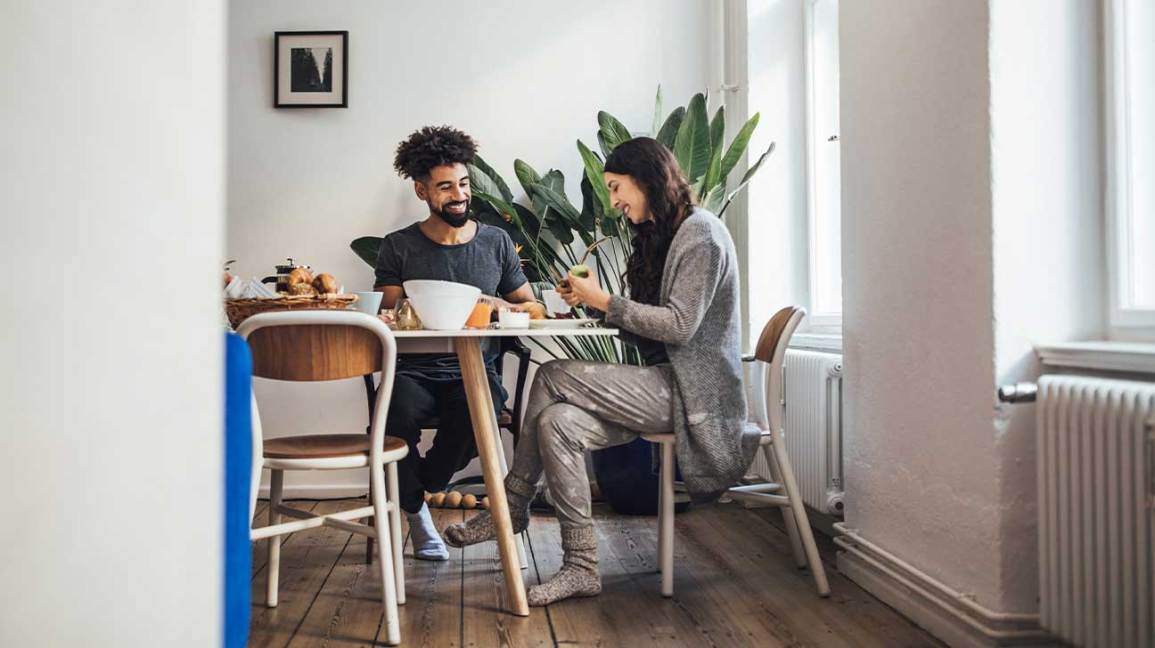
left=606, top=208, right=760, bottom=501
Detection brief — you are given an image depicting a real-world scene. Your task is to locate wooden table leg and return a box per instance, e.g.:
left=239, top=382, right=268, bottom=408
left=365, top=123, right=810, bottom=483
left=454, top=337, right=529, bottom=617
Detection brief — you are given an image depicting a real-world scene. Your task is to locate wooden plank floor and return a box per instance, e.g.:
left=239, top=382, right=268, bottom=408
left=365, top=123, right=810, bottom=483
left=249, top=499, right=942, bottom=647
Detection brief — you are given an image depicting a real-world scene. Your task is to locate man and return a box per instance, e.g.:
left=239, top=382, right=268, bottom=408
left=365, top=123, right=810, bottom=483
left=374, top=125, right=534, bottom=560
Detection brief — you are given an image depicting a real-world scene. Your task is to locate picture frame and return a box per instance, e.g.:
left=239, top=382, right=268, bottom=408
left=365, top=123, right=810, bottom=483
left=274, top=31, right=348, bottom=108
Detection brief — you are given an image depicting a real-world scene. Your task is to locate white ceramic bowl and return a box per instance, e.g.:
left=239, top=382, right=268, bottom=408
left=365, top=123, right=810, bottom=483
left=402, top=280, right=481, bottom=330
left=498, top=309, right=530, bottom=329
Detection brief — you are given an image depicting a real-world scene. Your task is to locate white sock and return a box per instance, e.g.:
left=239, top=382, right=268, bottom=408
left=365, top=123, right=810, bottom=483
left=406, top=503, right=449, bottom=561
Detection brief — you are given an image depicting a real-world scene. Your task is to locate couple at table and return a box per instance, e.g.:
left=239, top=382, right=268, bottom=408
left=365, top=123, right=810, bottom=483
left=375, top=126, right=756, bottom=606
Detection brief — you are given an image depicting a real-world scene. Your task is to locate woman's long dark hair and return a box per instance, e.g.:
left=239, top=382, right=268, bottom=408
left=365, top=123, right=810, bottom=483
left=603, top=137, right=695, bottom=305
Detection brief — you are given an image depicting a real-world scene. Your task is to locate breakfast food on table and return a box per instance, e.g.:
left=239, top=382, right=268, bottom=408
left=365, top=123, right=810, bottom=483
left=312, top=272, right=338, bottom=295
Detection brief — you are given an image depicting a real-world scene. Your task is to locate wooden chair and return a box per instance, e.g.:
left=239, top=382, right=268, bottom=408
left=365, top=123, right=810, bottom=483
left=239, top=310, right=408, bottom=646
left=643, top=306, right=831, bottom=598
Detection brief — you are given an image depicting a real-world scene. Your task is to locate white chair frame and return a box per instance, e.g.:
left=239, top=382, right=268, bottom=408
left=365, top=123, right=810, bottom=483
left=644, top=306, right=831, bottom=598
left=239, top=310, right=409, bottom=646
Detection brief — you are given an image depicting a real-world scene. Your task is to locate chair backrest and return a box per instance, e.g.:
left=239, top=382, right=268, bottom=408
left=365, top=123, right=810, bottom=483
left=750, top=306, right=806, bottom=435
left=237, top=310, right=398, bottom=460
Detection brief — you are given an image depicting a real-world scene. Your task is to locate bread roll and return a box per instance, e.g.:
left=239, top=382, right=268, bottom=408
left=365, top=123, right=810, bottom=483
left=312, top=273, right=338, bottom=295
left=445, top=491, right=463, bottom=509
left=461, top=493, right=478, bottom=509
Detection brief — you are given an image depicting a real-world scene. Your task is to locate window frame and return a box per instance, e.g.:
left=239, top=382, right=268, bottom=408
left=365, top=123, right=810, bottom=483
left=1105, top=0, right=1155, bottom=338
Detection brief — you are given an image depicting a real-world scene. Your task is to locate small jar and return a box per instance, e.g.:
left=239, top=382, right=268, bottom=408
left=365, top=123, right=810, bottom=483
left=395, top=298, right=422, bottom=330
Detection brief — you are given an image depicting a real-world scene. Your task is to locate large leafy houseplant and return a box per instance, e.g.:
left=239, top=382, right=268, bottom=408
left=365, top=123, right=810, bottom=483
left=351, top=88, right=774, bottom=365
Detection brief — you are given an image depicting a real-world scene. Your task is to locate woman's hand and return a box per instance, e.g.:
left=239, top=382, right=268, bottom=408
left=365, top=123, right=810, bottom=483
left=558, top=270, right=611, bottom=312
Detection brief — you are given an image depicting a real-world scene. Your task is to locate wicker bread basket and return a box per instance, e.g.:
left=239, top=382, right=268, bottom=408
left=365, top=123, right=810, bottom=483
left=225, top=294, right=358, bottom=328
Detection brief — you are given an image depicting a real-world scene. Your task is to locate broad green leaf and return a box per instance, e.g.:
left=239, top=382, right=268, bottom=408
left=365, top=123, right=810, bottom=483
left=719, top=141, right=775, bottom=217
left=513, top=159, right=543, bottom=197
left=651, top=85, right=663, bottom=136
left=702, top=105, right=726, bottom=192
left=513, top=201, right=544, bottom=241
left=701, top=184, right=726, bottom=213
left=472, top=189, right=519, bottom=224
left=467, top=164, right=505, bottom=204
left=536, top=170, right=573, bottom=244
left=529, top=180, right=584, bottom=245
left=596, top=131, right=612, bottom=159
left=577, top=140, right=614, bottom=218
left=719, top=112, right=761, bottom=183
left=350, top=236, right=382, bottom=268
left=655, top=106, right=685, bottom=149
left=673, top=93, right=710, bottom=183
left=580, top=175, right=600, bottom=232
left=529, top=182, right=584, bottom=229
left=470, top=154, right=513, bottom=202
left=709, top=105, right=726, bottom=153
left=598, top=111, right=631, bottom=151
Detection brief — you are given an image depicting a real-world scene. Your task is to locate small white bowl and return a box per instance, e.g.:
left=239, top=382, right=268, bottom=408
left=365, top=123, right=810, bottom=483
left=402, top=280, right=481, bottom=330
left=498, top=310, right=531, bottom=329
left=352, top=291, right=383, bottom=316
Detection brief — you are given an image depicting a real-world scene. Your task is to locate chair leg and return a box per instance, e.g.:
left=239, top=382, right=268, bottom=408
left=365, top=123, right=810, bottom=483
left=495, top=427, right=529, bottom=570
left=659, top=441, right=675, bottom=597
left=371, top=463, right=402, bottom=646
left=266, top=469, right=284, bottom=607
left=771, top=436, right=830, bottom=597
left=386, top=461, right=405, bottom=605
left=764, top=442, right=807, bottom=568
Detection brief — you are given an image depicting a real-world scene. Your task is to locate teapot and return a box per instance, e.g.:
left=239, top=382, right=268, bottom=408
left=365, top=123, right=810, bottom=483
left=261, top=258, right=309, bottom=294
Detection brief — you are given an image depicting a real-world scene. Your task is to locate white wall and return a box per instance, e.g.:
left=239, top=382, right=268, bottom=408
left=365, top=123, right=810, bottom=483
left=840, top=0, right=1006, bottom=609
left=840, top=0, right=1106, bottom=621
left=989, top=0, right=1105, bottom=609
left=228, top=0, right=715, bottom=494
left=745, top=0, right=809, bottom=341
left=1, top=2, right=225, bottom=645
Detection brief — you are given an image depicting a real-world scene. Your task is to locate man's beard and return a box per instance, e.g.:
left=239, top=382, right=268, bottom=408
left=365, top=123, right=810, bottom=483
left=431, top=199, right=471, bottom=228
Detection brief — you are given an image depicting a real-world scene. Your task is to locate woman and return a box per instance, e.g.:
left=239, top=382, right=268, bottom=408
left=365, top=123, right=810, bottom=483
left=445, top=137, right=758, bottom=606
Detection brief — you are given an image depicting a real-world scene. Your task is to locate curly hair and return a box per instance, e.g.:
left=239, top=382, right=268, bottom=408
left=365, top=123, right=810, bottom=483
left=604, top=137, right=695, bottom=306
left=393, top=125, right=478, bottom=180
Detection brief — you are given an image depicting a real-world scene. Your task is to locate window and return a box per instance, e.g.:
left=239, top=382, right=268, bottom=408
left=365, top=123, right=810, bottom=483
left=741, top=0, right=841, bottom=343
left=804, top=0, right=842, bottom=330
left=1106, top=0, right=1155, bottom=335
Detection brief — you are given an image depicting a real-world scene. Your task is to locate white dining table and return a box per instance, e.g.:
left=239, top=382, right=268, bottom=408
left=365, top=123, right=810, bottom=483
left=391, top=325, right=619, bottom=616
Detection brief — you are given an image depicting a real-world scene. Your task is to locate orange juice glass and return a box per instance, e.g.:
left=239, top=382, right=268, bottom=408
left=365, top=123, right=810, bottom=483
left=466, top=302, right=492, bottom=328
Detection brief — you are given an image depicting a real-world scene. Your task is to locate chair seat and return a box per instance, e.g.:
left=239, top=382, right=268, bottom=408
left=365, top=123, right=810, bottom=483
left=419, top=409, right=514, bottom=430
left=641, top=432, right=675, bottom=443
left=264, top=434, right=407, bottom=459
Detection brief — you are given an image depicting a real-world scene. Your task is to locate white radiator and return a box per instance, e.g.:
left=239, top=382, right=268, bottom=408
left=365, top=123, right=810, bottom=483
left=1037, top=375, right=1155, bottom=648
left=747, top=348, right=844, bottom=515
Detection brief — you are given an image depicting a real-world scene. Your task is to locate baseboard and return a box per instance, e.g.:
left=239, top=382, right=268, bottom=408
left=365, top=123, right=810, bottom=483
left=257, top=484, right=368, bottom=500
left=834, top=524, right=1053, bottom=648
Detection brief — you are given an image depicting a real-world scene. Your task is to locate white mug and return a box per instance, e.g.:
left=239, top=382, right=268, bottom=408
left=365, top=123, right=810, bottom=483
left=541, top=289, right=568, bottom=316
left=353, top=291, right=383, bottom=316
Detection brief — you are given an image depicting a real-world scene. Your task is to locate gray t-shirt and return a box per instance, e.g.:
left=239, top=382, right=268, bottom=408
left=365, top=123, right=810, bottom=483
left=374, top=221, right=528, bottom=380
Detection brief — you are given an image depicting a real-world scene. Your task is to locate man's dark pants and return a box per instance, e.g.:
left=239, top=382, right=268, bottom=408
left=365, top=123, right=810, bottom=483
left=385, top=372, right=507, bottom=514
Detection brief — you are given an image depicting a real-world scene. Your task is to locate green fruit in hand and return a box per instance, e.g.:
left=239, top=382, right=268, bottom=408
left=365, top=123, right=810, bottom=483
left=570, top=264, right=590, bottom=278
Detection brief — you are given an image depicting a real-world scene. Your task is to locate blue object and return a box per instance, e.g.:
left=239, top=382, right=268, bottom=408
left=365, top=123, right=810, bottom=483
left=591, top=438, right=690, bottom=516
left=223, top=333, right=253, bottom=648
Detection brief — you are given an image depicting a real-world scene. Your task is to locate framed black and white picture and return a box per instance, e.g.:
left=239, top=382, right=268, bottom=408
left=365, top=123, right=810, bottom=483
left=274, top=31, right=348, bottom=108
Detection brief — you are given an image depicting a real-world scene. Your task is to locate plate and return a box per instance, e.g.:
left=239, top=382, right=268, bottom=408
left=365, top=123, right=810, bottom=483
left=528, top=318, right=598, bottom=329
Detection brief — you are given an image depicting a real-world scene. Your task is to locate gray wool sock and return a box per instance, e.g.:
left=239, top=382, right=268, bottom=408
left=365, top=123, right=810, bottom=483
left=444, top=474, right=535, bottom=548
left=527, top=525, right=601, bottom=607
